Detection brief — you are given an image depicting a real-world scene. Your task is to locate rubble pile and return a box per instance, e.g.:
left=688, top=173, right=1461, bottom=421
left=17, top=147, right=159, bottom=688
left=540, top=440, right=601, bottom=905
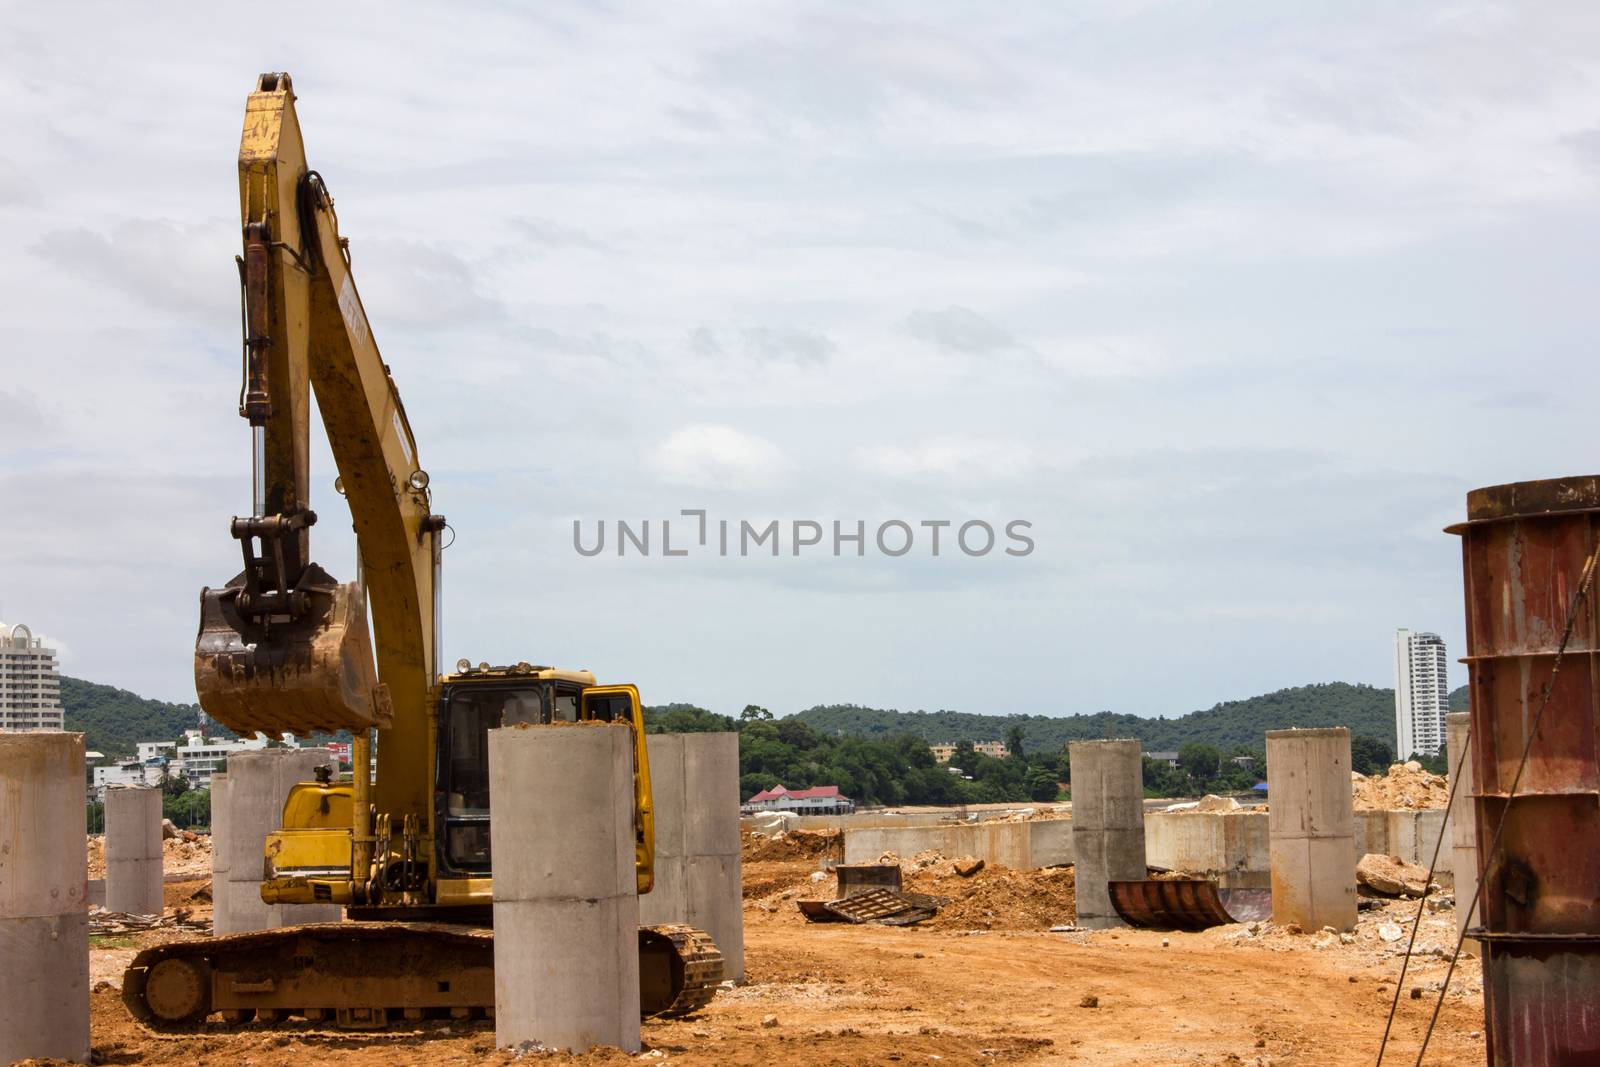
left=908, top=862, right=1076, bottom=931
left=162, top=832, right=212, bottom=878
left=1352, top=761, right=1450, bottom=810
left=741, top=828, right=842, bottom=863
left=1357, top=854, right=1432, bottom=898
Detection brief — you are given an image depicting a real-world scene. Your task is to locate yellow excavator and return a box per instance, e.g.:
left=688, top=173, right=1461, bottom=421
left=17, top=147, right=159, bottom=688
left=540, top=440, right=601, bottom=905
left=122, top=73, right=722, bottom=1029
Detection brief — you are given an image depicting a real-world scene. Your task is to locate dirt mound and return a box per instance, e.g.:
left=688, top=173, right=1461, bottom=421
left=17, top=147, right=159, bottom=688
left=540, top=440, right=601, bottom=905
left=1352, top=762, right=1449, bottom=809
left=87, top=833, right=213, bottom=880
left=904, top=860, right=1077, bottom=931
left=741, top=828, right=841, bottom=863
left=163, top=833, right=212, bottom=877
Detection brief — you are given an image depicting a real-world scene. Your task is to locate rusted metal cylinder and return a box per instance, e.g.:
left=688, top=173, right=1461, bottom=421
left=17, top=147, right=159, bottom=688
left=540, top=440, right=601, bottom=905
left=1449, top=474, right=1600, bottom=1066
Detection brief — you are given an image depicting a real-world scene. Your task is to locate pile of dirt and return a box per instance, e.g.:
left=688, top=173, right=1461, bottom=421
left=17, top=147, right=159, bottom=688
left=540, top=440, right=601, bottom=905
left=741, top=828, right=841, bottom=863
left=1352, top=762, right=1449, bottom=809
left=903, top=859, right=1077, bottom=931
left=163, top=833, right=211, bottom=877
left=87, top=833, right=212, bottom=880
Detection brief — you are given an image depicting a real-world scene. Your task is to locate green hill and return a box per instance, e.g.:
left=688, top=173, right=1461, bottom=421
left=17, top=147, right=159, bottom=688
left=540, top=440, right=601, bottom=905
left=791, top=681, right=1401, bottom=753
left=62, top=675, right=1470, bottom=765
left=60, top=676, right=212, bottom=760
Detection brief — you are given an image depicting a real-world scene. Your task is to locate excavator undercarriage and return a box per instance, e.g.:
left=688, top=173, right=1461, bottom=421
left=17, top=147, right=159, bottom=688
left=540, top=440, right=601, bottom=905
left=123, top=922, right=723, bottom=1029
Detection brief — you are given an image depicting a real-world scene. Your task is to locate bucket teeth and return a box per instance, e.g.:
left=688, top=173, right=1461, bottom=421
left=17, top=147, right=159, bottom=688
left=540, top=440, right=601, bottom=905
left=195, top=563, right=389, bottom=737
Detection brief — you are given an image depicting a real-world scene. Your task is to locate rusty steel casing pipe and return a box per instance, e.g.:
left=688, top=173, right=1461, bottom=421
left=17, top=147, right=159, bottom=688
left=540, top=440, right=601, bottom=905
left=1449, top=474, right=1600, bottom=1066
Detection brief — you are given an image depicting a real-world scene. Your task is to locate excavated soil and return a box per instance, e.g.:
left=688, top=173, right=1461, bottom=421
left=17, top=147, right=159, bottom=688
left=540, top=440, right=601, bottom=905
left=88, top=834, right=214, bottom=880
left=1352, top=763, right=1450, bottom=810
left=739, top=828, right=841, bottom=863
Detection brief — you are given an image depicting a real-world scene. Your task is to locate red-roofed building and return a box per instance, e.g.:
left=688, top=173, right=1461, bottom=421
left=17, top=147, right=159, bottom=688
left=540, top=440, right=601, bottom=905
left=742, top=783, right=854, bottom=815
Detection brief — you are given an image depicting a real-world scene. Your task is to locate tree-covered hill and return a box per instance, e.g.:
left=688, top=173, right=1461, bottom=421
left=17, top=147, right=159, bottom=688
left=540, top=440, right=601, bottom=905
left=60, top=676, right=211, bottom=759
left=791, top=681, right=1402, bottom=754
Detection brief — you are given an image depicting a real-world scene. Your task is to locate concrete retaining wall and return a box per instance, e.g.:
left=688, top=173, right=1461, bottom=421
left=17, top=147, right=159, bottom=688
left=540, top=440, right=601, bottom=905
left=839, top=806, right=1447, bottom=886
left=1146, top=807, right=1449, bottom=889
left=744, top=807, right=1068, bottom=834
left=1145, top=810, right=1271, bottom=889
left=1354, top=809, right=1450, bottom=874
left=841, top=819, right=1073, bottom=870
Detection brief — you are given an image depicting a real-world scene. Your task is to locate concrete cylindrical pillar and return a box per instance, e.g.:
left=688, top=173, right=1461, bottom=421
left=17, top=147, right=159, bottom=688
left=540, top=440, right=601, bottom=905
left=213, top=749, right=340, bottom=935
left=105, top=786, right=163, bottom=915
left=1067, top=740, right=1146, bottom=929
left=490, top=723, right=641, bottom=1054
left=1445, top=712, right=1478, bottom=953
left=0, top=733, right=90, bottom=1064
left=1266, top=728, right=1356, bottom=932
left=637, top=732, right=744, bottom=981
left=208, top=772, right=230, bottom=923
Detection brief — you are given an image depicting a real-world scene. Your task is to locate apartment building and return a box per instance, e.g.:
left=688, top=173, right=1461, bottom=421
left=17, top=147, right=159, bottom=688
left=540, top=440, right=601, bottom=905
left=1394, top=628, right=1449, bottom=757
left=0, top=621, right=63, bottom=732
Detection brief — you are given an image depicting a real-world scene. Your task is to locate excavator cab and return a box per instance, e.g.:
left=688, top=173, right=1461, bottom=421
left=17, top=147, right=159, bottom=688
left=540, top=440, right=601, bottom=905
left=434, top=669, right=655, bottom=896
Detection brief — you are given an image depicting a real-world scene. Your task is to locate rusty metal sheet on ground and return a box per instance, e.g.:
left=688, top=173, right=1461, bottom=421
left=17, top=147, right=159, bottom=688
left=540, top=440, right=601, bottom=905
left=1109, top=879, right=1271, bottom=931
left=799, top=888, right=949, bottom=926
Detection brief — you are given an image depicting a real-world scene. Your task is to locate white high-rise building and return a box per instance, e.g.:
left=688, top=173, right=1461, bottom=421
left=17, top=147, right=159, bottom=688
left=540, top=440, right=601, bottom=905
left=0, top=622, right=64, bottom=732
left=1394, top=628, right=1449, bottom=757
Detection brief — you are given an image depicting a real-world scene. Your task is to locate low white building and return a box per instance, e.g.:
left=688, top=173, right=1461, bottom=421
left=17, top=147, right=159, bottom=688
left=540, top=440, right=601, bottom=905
left=743, top=784, right=854, bottom=816
left=92, top=759, right=163, bottom=797
left=168, top=729, right=269, bottom=790
left=91, top=729, right=271, bottom=798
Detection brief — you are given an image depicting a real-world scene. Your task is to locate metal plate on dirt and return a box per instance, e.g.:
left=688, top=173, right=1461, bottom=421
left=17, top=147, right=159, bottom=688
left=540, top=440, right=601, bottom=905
left=801, top=887, right=948, bottom=926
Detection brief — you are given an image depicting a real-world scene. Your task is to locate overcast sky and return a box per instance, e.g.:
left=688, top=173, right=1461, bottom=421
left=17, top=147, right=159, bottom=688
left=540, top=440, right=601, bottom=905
left=3, top=4, right=1598, bottom=719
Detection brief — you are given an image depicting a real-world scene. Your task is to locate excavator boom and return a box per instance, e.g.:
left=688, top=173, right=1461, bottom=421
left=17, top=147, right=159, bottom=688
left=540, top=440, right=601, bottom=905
left=196, top=72, right=441, bottom=831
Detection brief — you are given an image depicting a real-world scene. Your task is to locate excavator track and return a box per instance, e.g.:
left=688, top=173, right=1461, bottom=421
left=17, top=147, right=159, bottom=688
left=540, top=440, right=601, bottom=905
left=122, top=921, right=722, bottom=1031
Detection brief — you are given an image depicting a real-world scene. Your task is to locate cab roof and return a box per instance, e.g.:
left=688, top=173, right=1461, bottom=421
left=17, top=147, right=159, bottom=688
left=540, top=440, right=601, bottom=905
left=441, top=662, right=597, bottom=687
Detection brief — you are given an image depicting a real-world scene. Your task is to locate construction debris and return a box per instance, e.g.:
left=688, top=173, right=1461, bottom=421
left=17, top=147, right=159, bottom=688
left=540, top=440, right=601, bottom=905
left=799, top=887, right=949, bottom=926
left=953, top=856, right=985, bottom=877
left=89, top=907, right=210, bottom=937
left=1356, top=854, right=1431, bottom=898
left=1352, top=762, right=1449, bottom=810
left=835, top=863, right=902, bottom=897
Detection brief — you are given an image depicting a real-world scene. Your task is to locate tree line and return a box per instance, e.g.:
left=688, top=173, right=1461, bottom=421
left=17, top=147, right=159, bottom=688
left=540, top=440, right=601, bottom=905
left=645, top=703, right=1402, bottom=805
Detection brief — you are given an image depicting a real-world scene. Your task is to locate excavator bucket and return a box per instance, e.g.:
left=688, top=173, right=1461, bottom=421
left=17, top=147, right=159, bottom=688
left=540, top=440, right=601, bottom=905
left=196, top=563, right=392, bottom=738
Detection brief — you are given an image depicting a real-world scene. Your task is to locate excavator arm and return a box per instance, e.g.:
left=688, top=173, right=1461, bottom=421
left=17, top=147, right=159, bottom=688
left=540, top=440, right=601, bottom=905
left=196, top=72, right=443, bottom=832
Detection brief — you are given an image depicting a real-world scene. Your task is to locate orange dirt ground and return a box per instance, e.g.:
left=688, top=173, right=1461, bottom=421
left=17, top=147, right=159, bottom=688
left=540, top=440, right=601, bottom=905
left=27, top=833, right=1486, bottom=1067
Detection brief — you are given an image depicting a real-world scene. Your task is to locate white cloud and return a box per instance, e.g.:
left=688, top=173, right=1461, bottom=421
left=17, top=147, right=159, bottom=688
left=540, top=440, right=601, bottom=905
left=905, top=306, right=1017, bottom=354
left=856, top=439, right=1037, bottom=483
left=648, top=424, right=788, bottom=489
